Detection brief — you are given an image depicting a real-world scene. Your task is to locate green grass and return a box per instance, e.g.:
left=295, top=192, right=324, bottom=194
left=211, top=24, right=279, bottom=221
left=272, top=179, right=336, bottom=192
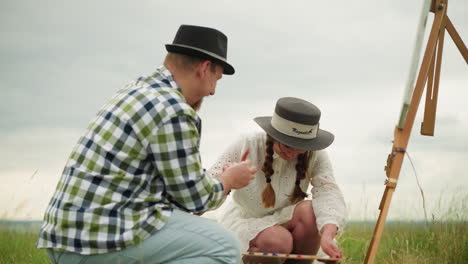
left=0, top=228, right=49, bottom=264
left=1, top=221, right=466, bottom=264
left=339, top=221, right=467, bottom=264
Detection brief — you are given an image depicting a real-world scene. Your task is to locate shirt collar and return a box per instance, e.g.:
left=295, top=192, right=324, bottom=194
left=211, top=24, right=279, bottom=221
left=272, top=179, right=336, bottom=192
left=156, top=65, right=180, bottom=90
left=272, top=149, right=298, bottom=163
left=273, top=151, right=280, bottom=160
left=144, top=65, right=185, bottom=101
left=148, top=66, right=202, bottom=119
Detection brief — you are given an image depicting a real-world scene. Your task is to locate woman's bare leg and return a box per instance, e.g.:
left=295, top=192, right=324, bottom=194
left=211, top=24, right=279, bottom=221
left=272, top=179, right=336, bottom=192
left=283, top=200, right=320, bottom=264
left=242, top=225, right=293, bottom=264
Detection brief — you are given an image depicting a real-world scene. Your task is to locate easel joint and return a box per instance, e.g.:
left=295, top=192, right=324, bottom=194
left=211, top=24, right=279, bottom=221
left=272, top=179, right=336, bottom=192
left=384, top=178, right=398, bottom=188
left=394, top=147, right=406, bottom=153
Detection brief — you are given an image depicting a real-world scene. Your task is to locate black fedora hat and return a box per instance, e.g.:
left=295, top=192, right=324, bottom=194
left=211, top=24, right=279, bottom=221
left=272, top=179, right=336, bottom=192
left=254, top=97, right=334, bottom=151
left=165, top=24, right=235, bottom=75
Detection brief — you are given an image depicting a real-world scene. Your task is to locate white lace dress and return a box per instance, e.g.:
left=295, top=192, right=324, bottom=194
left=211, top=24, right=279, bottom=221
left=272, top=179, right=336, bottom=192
left=207, top=132, right=347, bottom=253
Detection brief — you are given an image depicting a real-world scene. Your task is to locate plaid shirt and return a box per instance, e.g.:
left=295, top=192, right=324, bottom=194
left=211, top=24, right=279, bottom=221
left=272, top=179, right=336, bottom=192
left=37, top=66, right=225, bottom=254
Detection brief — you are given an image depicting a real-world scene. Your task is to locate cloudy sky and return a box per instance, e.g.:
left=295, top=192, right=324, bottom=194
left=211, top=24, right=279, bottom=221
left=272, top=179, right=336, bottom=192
left=1, top=0, right=467, bottom=221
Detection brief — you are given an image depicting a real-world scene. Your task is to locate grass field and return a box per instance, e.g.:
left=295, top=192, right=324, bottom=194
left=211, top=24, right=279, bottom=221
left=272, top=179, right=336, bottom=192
left=339, top=221, right=467, bottom=264
left=1, top=220, right=466, bottom=264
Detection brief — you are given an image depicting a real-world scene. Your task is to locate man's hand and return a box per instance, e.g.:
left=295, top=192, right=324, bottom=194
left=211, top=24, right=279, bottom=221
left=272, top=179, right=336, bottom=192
left=218, top=149, right=257, bottom=195
left=222, top=149, right=251, bottom=172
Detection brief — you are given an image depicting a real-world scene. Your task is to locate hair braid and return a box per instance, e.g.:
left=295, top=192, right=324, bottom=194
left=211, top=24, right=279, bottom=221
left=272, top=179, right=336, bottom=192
left=289, top=152, right=310, bottom=204
left=261, top=136, right=276, bottom=208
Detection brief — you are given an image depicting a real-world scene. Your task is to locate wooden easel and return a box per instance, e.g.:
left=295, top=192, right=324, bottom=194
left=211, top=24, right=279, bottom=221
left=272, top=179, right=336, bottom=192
left=364, top=0, right=467, bottom=263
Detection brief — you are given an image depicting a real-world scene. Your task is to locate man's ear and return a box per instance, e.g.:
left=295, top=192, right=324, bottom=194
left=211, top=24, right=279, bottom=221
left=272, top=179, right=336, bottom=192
left=196, top=60, right=212, bottom=79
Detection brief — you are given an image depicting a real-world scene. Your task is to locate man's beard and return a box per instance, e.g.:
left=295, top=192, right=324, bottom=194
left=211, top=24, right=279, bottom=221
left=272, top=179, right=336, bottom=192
left=191, top=98, right=203, bottom=111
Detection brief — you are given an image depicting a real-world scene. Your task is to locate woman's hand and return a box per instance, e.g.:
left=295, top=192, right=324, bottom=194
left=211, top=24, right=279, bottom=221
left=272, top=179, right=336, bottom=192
left=320, top=236, right=342, bottom=259
left=320, top=224, right=342, bottom=259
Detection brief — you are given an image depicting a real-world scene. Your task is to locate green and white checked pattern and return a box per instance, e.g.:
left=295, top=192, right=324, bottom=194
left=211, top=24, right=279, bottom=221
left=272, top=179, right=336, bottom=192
left=37, top=66, right=225, bottom=255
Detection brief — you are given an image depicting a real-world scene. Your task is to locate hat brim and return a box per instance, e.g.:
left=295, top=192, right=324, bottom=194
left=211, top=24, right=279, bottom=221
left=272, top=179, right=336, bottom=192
left=165, top=44, right=235, bottom=75
left=254, top=116, right=334, bottom=151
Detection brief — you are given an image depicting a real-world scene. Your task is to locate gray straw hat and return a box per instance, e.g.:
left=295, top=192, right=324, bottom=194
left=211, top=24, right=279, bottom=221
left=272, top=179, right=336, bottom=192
left=254, top=97, right=334, bottom=151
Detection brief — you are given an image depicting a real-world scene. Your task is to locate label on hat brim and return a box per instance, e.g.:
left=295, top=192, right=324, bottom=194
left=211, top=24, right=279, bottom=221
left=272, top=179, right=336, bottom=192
left=271, top=113, right=318, bottom=139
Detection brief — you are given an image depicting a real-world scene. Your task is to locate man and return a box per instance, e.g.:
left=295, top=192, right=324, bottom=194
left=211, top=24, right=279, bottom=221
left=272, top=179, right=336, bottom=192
left=37, top=25, right=257, bottom=264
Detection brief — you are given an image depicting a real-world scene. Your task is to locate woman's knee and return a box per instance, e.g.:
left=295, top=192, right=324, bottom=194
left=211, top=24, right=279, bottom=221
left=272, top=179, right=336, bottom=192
left=252, top=226, right=293, bottom=253
left=289, top=201, right=319, bottom=240
left=294, top=200, right=317, bottom=226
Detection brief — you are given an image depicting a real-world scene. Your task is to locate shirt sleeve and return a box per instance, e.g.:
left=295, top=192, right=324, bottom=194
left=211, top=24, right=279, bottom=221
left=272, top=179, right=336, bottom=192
left=309, top=151, right=348, bottom=233
left=148, top=113, right=225, bottom=212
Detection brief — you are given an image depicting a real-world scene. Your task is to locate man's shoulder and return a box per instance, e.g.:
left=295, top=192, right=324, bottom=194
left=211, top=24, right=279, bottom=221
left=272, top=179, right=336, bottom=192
left=119, top=76, right=192, bottom=114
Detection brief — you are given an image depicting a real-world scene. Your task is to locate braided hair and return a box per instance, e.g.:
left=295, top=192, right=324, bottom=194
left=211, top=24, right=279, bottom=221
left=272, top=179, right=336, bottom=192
left=261, top=135, right=310, bottom=208
left=261, top=136, right=276, bottom=208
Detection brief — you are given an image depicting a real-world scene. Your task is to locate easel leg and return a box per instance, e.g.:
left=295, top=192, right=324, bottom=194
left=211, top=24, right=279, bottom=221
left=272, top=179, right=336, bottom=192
left=422, top=14, right=446, bottom=136
left=446, top=17, right=468, bottom=63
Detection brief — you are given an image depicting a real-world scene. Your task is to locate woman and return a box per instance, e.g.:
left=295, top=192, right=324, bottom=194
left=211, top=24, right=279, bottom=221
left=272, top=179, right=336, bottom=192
left=208, top=97, right=347, bottom=263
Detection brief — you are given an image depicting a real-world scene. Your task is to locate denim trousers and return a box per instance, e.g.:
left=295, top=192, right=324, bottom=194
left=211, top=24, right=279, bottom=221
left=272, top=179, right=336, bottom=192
left=46, top=209, right=241, bottom=264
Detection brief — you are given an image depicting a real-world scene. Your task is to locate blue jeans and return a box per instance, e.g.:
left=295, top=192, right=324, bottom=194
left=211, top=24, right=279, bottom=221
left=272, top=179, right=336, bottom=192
left=46, top=209, right=241, bottom=264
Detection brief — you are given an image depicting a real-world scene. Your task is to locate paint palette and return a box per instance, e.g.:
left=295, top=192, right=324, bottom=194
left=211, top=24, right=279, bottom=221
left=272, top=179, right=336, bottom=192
left=242, top=252, right=340, bottom=264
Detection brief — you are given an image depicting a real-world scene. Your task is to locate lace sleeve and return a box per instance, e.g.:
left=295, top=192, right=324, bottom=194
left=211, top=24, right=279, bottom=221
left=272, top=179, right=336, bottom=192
left=207, top=136, right=244, bottom=178
left=309, top=151, right=348, bottom=233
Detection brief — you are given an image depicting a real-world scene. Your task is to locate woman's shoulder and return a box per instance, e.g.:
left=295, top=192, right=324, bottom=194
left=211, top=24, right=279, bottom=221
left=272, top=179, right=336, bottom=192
left=308, top=149, right=331, bottom=167
left=236, top=131, right=266, bottom=149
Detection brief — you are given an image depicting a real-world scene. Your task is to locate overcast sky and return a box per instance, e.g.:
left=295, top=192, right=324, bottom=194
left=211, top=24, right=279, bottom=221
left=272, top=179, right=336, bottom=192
left=1, top=0, right=467, bottom=221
